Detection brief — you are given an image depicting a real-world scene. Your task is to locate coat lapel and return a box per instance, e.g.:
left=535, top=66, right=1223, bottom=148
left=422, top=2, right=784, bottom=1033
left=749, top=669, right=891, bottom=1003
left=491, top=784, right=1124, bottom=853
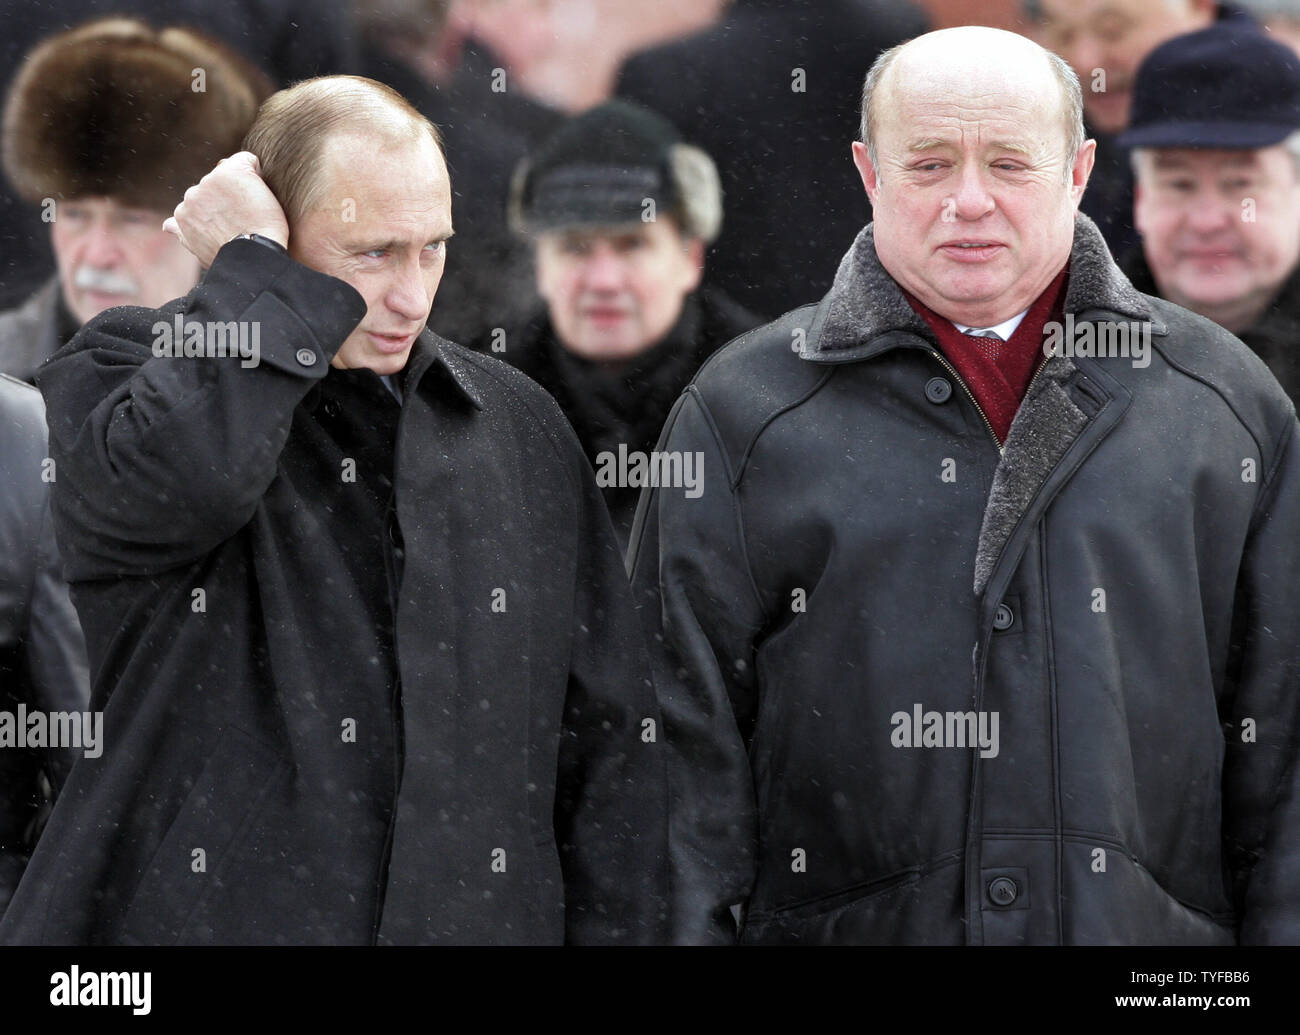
left=404, top=331, right=484, bottom=409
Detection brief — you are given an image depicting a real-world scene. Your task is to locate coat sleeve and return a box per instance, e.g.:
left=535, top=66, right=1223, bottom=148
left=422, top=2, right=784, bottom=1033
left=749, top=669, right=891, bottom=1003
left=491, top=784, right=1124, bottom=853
left=35, top=239, right=366, bottom=579
left=0, top=386, right=88, bottom=912
left=626, top=387, right=765, bottom=944
left=554, top=440, right=671, bottom=945
left=24, top=492, right=90, bottom=782
left=1226, top=416, right=1300, bottom=943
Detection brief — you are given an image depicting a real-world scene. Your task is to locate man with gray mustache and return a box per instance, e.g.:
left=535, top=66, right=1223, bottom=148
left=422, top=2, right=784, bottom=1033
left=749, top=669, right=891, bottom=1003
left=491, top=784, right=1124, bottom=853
left=0, top=18, right=269, bottom=383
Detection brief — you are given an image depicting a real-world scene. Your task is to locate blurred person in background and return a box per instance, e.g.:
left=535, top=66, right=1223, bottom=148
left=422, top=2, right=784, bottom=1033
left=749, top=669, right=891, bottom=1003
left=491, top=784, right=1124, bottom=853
left=0, top=17, right=270, bottom=382
left=0, top=0, right=356, bottom=313
left=1027, top=0, right=1248, bottom=258
left=616, top=0, right=929, bottom=320
left=491, top=100, right=759, bottom=544
left=1121, top=23, right=1300, bottom=400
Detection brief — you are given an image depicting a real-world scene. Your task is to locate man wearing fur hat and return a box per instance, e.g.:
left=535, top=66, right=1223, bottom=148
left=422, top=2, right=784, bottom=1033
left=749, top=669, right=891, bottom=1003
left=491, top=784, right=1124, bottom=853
left=492, top=100, right=759, bottom=544
left=0, top=18, right=269, bottom=383
left=631, top=26, right=1300, bottom=944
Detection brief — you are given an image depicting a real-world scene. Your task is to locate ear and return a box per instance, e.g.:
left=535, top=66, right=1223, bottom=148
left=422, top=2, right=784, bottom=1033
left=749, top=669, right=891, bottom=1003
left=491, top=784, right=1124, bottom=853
left=533, top=236, right=559, bottom=303
left=1132, top=177, right=1148, bottom=237
left=683, top=235, right=705, bottom=293
left=1070, top=138, right=1097, bottom=209
left=851, top=141, right=880, bottom=204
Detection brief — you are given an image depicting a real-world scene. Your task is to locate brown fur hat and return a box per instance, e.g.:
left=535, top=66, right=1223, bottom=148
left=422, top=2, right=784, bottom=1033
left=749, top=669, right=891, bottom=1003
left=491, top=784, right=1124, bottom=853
left=2, top=17, right=272, bottom=210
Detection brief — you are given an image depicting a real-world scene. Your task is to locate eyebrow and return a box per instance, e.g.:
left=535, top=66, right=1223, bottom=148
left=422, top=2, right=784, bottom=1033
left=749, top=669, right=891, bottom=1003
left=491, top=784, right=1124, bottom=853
left=348, top=230, right=456, bottom=252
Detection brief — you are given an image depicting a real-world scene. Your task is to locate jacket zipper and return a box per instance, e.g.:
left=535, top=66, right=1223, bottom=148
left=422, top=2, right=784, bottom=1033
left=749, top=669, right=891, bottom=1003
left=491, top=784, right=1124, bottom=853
left=928, top=350, right=1002, bottom=452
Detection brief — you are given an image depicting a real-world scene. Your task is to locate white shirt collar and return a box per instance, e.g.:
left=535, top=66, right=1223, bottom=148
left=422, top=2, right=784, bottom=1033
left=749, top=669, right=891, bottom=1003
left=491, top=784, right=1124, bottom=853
left=952, top=309, right=1029, bottom=341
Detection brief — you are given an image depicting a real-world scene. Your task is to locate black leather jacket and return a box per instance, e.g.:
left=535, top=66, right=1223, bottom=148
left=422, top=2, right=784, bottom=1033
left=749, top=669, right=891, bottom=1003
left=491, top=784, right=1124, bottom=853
left=630, top=214, right=1300, bottom=944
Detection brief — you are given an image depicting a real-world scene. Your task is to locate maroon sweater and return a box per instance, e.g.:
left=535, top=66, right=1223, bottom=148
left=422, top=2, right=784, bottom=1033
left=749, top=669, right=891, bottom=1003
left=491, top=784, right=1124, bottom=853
left=905, top=266, right=1069, bottom=444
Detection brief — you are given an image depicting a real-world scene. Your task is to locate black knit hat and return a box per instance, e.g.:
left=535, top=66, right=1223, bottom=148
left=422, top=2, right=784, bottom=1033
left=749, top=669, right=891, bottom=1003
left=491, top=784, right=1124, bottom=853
left=1118, top=24, right=1300, bottom=150
left=511, top=100, right=694, bottom=234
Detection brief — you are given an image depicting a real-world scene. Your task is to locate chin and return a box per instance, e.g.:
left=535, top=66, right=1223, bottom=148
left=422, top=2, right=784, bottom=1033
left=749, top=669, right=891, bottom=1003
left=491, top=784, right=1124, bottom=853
left=568, top=337, right=642, bottom=363
left=1179, top=277, right=1248, bottom=305
left=368, top=353, right=410, bottom=375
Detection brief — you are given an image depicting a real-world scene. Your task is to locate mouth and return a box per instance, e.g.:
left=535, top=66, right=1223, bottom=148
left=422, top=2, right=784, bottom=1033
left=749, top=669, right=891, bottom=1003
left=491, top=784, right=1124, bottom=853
left=367, top=331, right=416, bottom=354
left=1181, top=249, right=1243, bottom=261
left=581, top=307, right=632, bottom=325
left=938, top=241, right=1005, bottom=262
left=82, top=288, right=134, bottom=304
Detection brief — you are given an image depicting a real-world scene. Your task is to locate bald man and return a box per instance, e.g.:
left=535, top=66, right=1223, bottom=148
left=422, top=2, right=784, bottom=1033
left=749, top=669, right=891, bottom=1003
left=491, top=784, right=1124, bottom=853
left=630, top=27, right=1300, bottom=944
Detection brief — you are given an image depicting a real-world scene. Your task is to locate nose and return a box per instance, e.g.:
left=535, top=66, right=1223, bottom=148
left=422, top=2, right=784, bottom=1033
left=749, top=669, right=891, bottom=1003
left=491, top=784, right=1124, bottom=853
left=385, top=257, right=431, bottom=322
left=80, top=216, right=125, bottom=269
left=581, top=242, right=626, bottom=291
left=1070, top=40, right=1104, bottom=87
left=1185, top=187, right=1235, bottom=234
left=949, top=161, right=995, bottom=222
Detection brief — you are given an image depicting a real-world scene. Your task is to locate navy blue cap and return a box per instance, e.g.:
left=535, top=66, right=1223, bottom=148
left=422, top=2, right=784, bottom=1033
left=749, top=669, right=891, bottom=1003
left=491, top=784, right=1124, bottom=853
left=1117, top=24, right=1300, bottom=149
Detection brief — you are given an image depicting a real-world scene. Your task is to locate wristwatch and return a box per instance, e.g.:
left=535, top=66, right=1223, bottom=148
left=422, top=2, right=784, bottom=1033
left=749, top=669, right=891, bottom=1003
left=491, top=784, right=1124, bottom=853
left=230, top=232, right=288, bottom=254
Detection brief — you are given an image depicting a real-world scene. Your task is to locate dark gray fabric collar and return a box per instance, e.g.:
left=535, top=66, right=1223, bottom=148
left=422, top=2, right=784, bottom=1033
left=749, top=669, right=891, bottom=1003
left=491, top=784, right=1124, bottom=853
left=794, top=212, right=1145, bottom=599
left=803, top=212, right=1157, bottom=362
left=0, top=277, right=64, bottom=384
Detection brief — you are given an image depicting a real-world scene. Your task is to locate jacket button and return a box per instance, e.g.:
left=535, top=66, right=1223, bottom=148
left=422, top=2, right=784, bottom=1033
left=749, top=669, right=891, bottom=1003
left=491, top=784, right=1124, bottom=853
left=296, top=347, right=317, bottom=366
left=993, top=603, right=1014, bottom=630
left=924, top=376, right=953, bottom=404
left=988, top=876, right=1018, bottom=906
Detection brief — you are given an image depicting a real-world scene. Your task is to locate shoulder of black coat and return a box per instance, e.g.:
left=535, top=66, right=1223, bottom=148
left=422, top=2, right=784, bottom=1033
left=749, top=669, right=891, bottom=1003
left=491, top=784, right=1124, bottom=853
left=1142, top=294, right=1296, bottom=460
left=684, top=303, right=834, bottom=483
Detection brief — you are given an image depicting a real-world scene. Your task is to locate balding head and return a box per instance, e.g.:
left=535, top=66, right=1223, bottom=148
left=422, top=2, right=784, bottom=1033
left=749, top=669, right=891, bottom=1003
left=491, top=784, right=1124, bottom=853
left=243, top=75, right=446, bottom=225
left=848, top=26, right=1095, bottom=327
left=861, top=27, right=1085, bottom=181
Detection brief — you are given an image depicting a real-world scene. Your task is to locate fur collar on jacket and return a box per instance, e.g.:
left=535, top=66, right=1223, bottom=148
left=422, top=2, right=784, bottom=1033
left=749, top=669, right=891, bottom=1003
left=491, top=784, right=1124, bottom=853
left=803, top=213, right=1151, bottom=598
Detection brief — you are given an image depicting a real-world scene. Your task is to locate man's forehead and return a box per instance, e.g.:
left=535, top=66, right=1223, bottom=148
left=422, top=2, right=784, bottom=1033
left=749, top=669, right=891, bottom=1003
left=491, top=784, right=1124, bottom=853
left=64, top=195, right=166, bottom=215
left=318, top=129, right=447, bottom=193
left=1149, top=148, right=1270, bottom=170
left=880, top=77, right=1061, bottom=151
left=1038, top=0, right=1154, bottom=27
left=548, top=221, right=665, bottom=242
left=882, top=41, right=1059, bottom=125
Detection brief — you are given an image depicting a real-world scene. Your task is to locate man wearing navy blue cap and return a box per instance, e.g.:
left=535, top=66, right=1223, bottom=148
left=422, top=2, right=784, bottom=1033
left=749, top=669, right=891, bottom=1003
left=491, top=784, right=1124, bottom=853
left=1121, top=23, right=1300, bottom=399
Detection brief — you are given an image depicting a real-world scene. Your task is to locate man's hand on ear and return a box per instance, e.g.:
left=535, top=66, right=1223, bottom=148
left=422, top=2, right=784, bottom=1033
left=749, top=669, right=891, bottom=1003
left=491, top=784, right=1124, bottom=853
left=163, top=151, right=290, bottom=267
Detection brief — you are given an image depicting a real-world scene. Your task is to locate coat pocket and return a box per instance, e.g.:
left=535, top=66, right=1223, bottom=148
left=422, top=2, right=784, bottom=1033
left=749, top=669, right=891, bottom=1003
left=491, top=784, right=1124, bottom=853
left=119, top=725, right=286, bottom=945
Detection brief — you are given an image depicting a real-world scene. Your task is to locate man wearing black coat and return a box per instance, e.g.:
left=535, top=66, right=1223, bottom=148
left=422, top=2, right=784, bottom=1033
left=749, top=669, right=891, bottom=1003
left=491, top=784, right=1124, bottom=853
left=632, top=27, right=1300, bottom=945
left=0, top=75, right=668, bottom=945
